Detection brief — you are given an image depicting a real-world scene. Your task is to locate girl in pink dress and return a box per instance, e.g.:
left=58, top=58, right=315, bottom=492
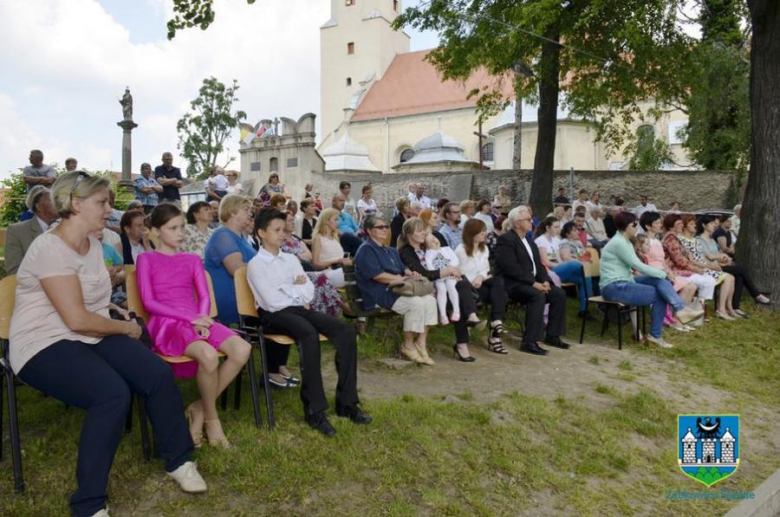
left=137, top=204, right=252, bottom=449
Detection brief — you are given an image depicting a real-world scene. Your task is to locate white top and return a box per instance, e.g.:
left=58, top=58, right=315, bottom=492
left=424, top=246, right=459, bottom=272
left=293, top=213, right=304, bottom=238
left=633, top=203, right=658, bottom=218
left=226, top=182, right=245, bottom=195
left=586, top=200, right=603, bottom=213
left=454, top=244, right=490, bottom=282
left=534, top=234, right=561, bottom=263
left=9, top=233, right=111, bottom=372
left=207, top=174, right=229, bottom=191
left=357, top=198, right=377, bottom=218
left=473, top=212, right=495, bottom=233
left=586, top=217, right=608, bottom=241
left=407, top=193, right=432, bottom=209
left=459, top=214, right=471, bottom=228
left=521, top=236, right=537, bottom=276
left=572, top=199, right=589, bottom=215
left=318, top=234, right=344, bottom=262
left=247, top=247, right=314, bottom=313
left=102, top=228, right=120, bottom=248
left=130, top=241, right=145, bottom=264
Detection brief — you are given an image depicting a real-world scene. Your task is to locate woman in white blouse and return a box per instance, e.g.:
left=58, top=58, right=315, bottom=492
left=224, top=170, right=245, bottom=195
left=454, top=218, right=508, bottom=354
left=311, top=208, right=351, bottom=288
left=356, top=185, right=377, bottom=224
left=473, top=199, right=495, bottom=233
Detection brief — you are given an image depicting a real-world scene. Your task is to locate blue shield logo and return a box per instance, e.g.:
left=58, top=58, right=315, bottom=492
left=678, top=414, right=739, bottom=487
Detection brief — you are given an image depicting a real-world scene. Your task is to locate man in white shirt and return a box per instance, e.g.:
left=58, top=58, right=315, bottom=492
left=247, top=209, right=371, bottom=436
left=633, top=195, right=658, bottom=219
left=407, top=183, right=432, bottom=209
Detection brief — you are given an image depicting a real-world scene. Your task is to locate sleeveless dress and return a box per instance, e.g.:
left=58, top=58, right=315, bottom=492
left=136, top=251, right=236, bottom=377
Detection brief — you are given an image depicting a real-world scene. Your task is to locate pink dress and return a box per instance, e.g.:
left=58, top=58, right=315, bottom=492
left=136, top=251, right=236, bottom=377
left=646, top=239, right=690, bottom=292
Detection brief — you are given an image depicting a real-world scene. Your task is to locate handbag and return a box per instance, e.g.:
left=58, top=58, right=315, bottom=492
left=390, top=276, right=434, bottom=297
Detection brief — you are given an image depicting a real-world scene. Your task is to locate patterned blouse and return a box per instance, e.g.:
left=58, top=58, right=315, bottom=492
left=181, top=224, right=215, bottom=260
left=662, top=232, right=724, bottom=281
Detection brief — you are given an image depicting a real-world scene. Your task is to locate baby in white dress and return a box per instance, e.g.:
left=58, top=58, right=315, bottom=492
left=424, top=234, right=460, bottom=325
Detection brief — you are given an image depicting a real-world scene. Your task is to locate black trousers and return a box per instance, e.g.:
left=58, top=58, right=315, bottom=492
left=506, top=283, right=567, bottom=344
left=18, top=336, right=192, bottom=517
left=258, top=306, right=359, bottom=415
left=340, top=233, right=363, bottom=256
left=722, top=264, right=761, bottom=309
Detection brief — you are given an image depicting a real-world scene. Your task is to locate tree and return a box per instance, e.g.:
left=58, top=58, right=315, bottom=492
left=176, top=77, right=246, bottom=179
left=627, top=125, right=673, bottom=170
left=167, top=0, right=256, bottom=39
left=394, top=0, right=690, bottom=217
left=678, top=0, right=750, bottom=172
left=737, top=0, right=780, bottom=306
left=0, top=173, right=30, bottom=227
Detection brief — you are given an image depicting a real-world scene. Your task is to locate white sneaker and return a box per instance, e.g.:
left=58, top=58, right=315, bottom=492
left=676, top=306, right=704, bottom=324
left=167, top=461, right=208, bottom=493
left=90, top=509, right=110, bottom=517
left=646, top=335, right=673, bottom=348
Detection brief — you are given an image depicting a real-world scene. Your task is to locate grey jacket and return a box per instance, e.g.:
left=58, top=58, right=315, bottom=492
left=5, top=218, right=44, bottom=275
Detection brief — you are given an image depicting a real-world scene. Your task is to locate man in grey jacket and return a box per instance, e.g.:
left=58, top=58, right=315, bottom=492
left=5, top=186, right=58, bottom=275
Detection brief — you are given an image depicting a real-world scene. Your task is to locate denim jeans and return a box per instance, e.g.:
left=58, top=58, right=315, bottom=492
left=553, top=261, right=592, bottom=312
left=601, top=276, right=684, bottom=338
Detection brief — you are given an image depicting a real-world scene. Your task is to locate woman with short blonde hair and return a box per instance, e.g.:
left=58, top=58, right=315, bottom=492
left=218, top=194, right=251, bottom=223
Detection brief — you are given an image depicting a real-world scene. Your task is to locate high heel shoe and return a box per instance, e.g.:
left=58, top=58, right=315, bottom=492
left=185, top=403, right=203, bottom=449
left=204, top=419, right=231, bottom=449
left=453, top=344, right=476, bottom=363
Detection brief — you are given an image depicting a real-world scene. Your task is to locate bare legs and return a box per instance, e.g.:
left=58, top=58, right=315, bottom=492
left=184, top=336, right=252, bottom=448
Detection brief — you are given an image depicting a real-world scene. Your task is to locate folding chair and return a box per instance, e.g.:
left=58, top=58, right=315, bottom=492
left=0, top=275, right=24, bottom=492
left=234, top=267, right=326, bottom=429
left=125, top=266, right=263, bottom=436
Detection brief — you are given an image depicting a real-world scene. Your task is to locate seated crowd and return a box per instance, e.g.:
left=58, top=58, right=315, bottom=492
left=4, top=152, right=771, bottom=516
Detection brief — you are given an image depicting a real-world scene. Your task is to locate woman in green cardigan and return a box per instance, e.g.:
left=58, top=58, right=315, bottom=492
left=600, top=212, right=703, bottom=349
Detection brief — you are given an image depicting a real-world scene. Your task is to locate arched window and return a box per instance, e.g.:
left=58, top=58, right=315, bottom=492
left=270, top=157, right=278, bottom=172
left=399, top=148, right=415, bottom=163
left=481, top=141, right=494, bottom=162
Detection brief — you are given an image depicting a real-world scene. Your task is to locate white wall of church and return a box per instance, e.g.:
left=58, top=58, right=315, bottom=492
left=320, top=0, right=410, bottom=142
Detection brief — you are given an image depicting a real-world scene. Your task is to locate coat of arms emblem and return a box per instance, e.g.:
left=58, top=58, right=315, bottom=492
left=678, top=414, right=739, bottom=487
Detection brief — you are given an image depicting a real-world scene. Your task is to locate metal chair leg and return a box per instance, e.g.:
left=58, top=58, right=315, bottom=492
left=246, top=348, right=262, bottom=429
left=220, top=386, right=228, bottom=411
left=257, top=332, right=275, bottom=430
left=601, top=307, right=610, bottom=336
left=5, top=368, right=25, bottom=492
left=617, top=309, right=624, bottom=351
left=579, top=299, right=588, bottom=343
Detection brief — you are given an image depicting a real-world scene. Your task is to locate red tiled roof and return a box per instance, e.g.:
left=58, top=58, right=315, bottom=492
left=350, top=50, right=514, bottom=122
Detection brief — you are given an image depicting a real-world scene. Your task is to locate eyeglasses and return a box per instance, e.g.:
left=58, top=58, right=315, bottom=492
left=372, top=225, right=390, bottom=230
left=70, top=171, right=90, bottom=202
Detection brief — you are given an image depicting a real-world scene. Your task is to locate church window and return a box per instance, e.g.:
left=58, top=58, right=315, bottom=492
left=346, top=77, right=352, bottom=86
left=347, top=42, right=355, bottom=54
left=346, top=0, right=355, bottom=5
left=400, top=148, right=415, bottom=163
left=481, top=141, right=494, bottom=162
left=393, top=0, right=399, bottom=11
left=270, top=157, right=279, bottom=172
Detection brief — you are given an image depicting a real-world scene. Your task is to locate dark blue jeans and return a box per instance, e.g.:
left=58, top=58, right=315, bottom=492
left=601, top=276, right=684, bottom=338
left=18, top=335, right=193, bottom=516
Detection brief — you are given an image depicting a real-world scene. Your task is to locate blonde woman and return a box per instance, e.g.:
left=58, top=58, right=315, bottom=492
left=311, top=208, right=351, bottom=288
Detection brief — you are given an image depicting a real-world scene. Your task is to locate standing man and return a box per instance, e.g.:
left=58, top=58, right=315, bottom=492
left=4, top=187, right=58, bottom=275
left=339, top=181, right=357, bottom=214
left=23, top=149, right=56, bottom=192
left=408, top=183, right=432, bottom=209
left=154, top=152, right=183, bottom=203
left=553, top=187, right=570, bottom=207
left=632, top=194, right=657, bottom=219
left=439, top=202, right=463, bottom=249
left=134, top=162, right=163, bottom=214
left=65, top=157, right=78, bottom=172
left=105, top=190, right=124, bottom=235
left=495, top=206, right=570, bottom=355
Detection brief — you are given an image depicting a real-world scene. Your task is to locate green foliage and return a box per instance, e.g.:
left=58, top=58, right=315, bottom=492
left=167, top=0, right=256, bottom=39
left=176, top=77, right=246, bottom=179
left=627, top=125, right=673, bottom=170
left=0, top=172, right=30, bottom=227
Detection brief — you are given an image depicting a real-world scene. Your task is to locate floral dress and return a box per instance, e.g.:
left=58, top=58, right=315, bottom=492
left=257, top=183, right=284, bottom=208
left=181, top=224, right=215, bottom=260
left=281, top=236, right=344, bottom=317
left=664, top=233, right=725, bottom=283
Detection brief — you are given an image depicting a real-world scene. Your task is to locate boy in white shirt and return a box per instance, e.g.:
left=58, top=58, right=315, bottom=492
left=247, top=209, right=370, bottom=436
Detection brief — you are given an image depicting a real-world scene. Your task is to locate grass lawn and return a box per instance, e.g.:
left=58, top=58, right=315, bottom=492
left=1, top=298, right=778, bottom=516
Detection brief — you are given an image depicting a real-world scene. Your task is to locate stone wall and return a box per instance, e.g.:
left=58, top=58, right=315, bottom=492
left=309, top=169, right=738, bottom=216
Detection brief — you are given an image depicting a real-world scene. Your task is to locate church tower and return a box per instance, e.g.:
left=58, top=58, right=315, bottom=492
left=320, top=0, right=410, bottom=142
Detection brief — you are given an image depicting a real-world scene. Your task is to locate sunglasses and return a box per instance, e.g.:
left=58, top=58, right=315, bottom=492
left=372, top=225, right=390, bottom=230
left=70, top=171, right=91, bottom=202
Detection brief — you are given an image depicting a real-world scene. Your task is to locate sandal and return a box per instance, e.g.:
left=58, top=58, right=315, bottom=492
left=490, top=321, right=506, bottom=335
left=487, top=336, right=508, bottom=355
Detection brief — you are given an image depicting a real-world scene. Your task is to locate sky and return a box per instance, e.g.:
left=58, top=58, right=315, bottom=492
left=0, top=0, right=439, bottom=180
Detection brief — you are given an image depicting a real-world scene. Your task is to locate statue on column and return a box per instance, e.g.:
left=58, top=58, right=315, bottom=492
left=119, top=87, right=133, bottom=121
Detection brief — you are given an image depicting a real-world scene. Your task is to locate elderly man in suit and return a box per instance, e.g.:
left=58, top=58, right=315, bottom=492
left=5, top=186, right=58, bottom=275
left=495, top=206, right=571, bottom=355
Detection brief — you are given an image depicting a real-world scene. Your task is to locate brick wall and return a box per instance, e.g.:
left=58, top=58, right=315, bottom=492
left=309, top=169, right=738, bottom=217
